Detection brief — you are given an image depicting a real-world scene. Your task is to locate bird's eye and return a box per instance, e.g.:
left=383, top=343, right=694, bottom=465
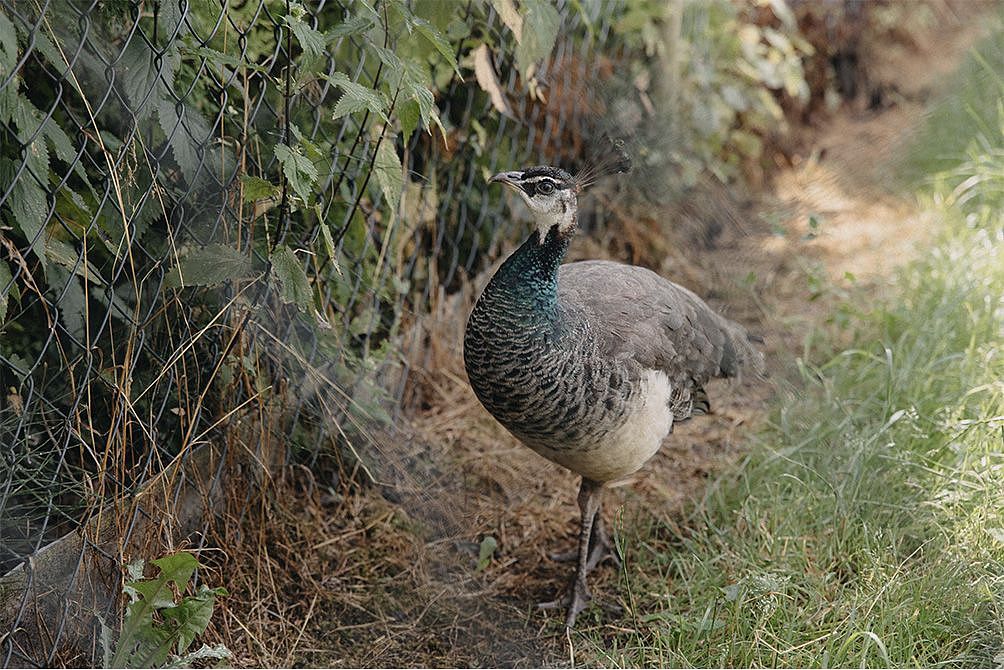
left=537, top=180, right=555, bottom=195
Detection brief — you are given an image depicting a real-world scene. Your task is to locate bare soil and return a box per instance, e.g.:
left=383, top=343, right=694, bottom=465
left=238, top=9, right=990, bottom=668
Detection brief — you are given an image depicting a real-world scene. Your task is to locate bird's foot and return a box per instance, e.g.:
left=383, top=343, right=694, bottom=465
left=547, top=548, right=580, bottom=562
left=537, top=578, right=592, bottom=628
left=537, top=581, right=622, bottom=627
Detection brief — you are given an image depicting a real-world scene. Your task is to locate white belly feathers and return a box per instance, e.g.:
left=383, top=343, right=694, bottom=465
left=533, top=369, right=674, bottom=482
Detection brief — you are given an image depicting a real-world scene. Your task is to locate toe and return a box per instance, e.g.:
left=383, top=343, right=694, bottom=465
left=536, top=596, right=568, bottom=610
left=547, top=548, right=578, bottom=563
left=564, top=580, right=592, bottom=628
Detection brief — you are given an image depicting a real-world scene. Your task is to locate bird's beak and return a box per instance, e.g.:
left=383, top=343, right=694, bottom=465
left=489, top=171, right=522, bottom=188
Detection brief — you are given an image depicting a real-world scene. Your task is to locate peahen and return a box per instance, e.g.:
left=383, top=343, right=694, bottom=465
left=463, top=159, right=765, bottom=628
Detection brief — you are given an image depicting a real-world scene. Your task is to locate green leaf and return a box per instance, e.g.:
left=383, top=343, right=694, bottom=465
left=46, top=238, right=105, bottom=286
left=270, top=244, right=312, bottom=312
left=351, top=0, right=381, bottom=22
left=327, top=15, right=374, bottom=40
left=0, top=11, right=16, bottom=80
left=412, top=16, right=459, bottom=75
left=60, top=279, right=87, bottom=339
left=157, top=0, right=189, bottom=41
left=161, top=587, right=217, bottom=654
left=370, top=44, right=405, bottom=77
left=398, top=98, right=420, bottom=145
left=240, top=174, right=278, bottom=203
left=146, top=552, right=199, bottom=603
left=42, top=117, right=88, bottom=181
left=446, top=18, right=470, bottom=41
left=0, top=260, right=12, bottom=325
left=274, top=143, right=318, bottom=204
left=516, top=0, right=560, bottom=77
left=476, top=535, right=497, bottom=571
left=164, top=244, right=255, bottom=288
left=87, top=281, right=132, bottom=326
left=405, top=65, right=445, bottom=140
left=3, top=353, right=28, bottom=382
left=45, top=265, right=86, bottom=338
left=113, top=552, right=200, bottom=667
left=325, top=72, right=387, bottom=121
left=31, top=29, right=72, bottom=79
left=111, top=552, right=228, bottom=668
left=0, top=77, right=16, bottom=126
left=97, top=615, right=114, bottom=669
left=285, top=4, right=326, bottom=59
left=157, top=95, right=214, bottom=189
left=121, top=40, right=178, bottom=123
left=374, top=139, right=403, bottom=213
left=105, top=180, right=161, bottom=246
left=341, top=209, right=368, bottom=257
left=9, top=170, right=50, bottom=271
left=320, top=222, right=340, bottom=276
left=177, top=44, right=271, bottom=76
left=413, top=0, right=457, bottom=29
left=369, top=46, right=444, bottom=141
left=291, top=124, right=324, bottom=162
left=403, top=66, right=445, bottom=140
left=12, top=96, right=48, bottom=160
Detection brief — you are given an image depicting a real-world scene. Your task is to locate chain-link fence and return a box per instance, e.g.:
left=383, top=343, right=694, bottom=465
left=0, top=0, right=920, bottom=663
left=0, top=0, right=639, bottom=664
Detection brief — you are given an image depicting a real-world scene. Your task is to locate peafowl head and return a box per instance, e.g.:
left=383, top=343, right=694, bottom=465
left=490, top=140, right=632, bottom=244
left=490, top=166, right=579, bottom=243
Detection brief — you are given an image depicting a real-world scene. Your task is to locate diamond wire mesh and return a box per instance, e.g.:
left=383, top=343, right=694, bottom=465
left=0, top=0, right=623, bottom=665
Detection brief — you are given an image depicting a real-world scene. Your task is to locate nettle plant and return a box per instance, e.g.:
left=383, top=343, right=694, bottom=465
left=0, top=0, right=463, bottom=345
left=232, top=0, right=459, bottom=321
left=240, top=0, right=560, bottom=330
left=224, top=0, right=566, bottom=383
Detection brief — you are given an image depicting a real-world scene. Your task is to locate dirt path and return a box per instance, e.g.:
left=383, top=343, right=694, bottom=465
left=280, top=11, right=989, bottom=668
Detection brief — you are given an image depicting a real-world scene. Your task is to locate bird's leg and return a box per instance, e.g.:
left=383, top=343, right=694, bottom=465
left=548, top=478, right=621, bottom=570
left=548, top=509, right=622, bottom=573
left=589, top=511, right=622, bottom=571
left=538, top=477, right=604, bottom=627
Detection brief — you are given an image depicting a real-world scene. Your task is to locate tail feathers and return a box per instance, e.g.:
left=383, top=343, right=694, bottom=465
left=670, top=386, right=710, bottom=421
left=720, top=319, right=768, bottom=382
left=692, top=386, right=711, bottom=415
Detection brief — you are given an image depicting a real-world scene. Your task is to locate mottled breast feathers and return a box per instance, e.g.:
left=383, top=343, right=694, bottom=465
left=464, top=230, right=764, bottom=481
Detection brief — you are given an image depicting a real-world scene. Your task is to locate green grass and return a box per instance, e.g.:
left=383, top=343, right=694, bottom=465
left=902, top=23, right=1004, bottom=188
left=576, top=36, right=1004, bottom=668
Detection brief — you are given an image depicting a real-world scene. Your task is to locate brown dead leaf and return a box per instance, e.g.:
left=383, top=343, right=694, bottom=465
left=491, top=0, right=522, bottom=44
left=473, top=44, right=513, bottom=117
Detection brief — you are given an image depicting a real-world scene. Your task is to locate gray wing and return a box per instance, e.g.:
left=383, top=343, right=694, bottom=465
left=558, top=260, right=764, bottom=417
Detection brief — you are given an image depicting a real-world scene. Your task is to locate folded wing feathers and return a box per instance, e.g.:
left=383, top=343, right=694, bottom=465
left=558, top=260, right=766, bottom=389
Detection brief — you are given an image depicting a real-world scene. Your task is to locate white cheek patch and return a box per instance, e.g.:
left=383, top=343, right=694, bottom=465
left=533, top=195, right=576, bottom=242
left=556, top=199, right=576, bottom=233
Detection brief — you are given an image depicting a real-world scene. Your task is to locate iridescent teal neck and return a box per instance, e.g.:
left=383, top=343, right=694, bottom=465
left=488, top=225, right=570, bottom=323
